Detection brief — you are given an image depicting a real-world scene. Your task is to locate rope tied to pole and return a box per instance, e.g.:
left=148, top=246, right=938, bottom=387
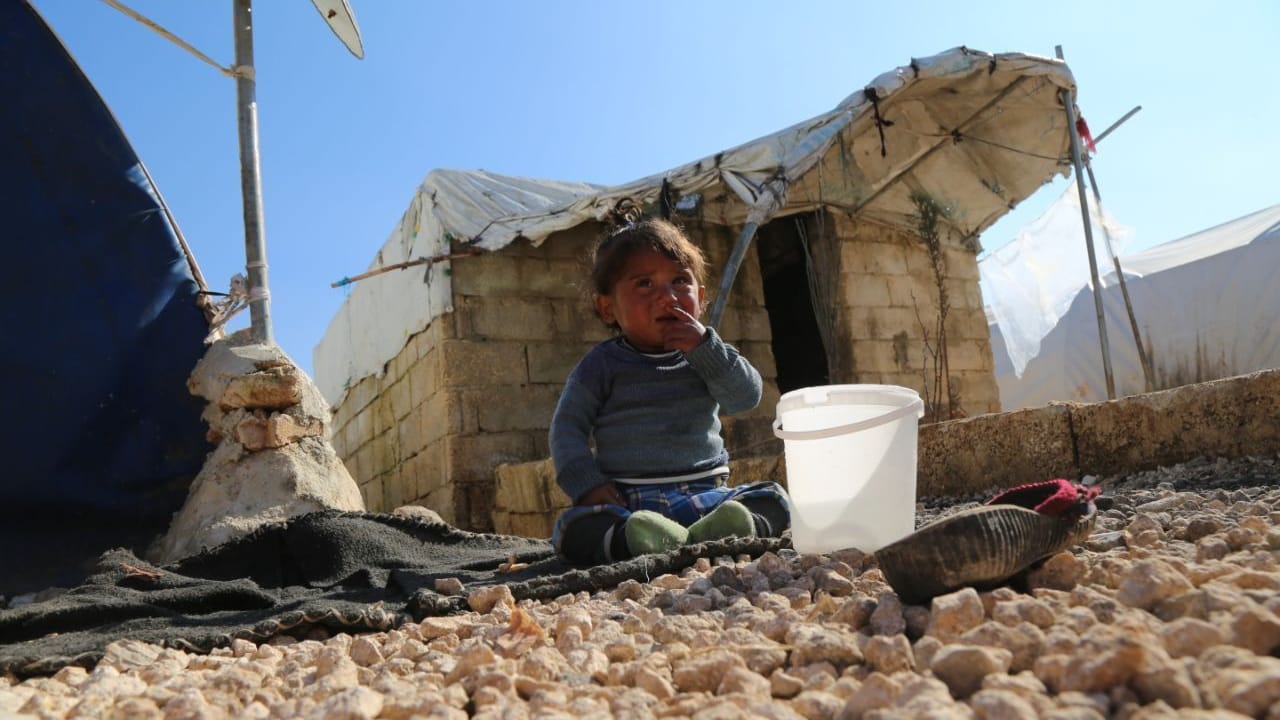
left=98, top=0, right=239, bottom=78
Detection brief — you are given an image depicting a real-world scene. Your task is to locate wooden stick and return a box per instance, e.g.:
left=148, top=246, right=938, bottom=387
left=331, top=249, right=482, bottom=288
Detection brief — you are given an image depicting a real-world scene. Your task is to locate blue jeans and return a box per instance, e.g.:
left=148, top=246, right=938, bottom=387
left=552, top=479, right=789, bottom=561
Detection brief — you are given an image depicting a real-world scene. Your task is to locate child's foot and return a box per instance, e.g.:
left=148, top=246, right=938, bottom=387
left=687, top=500, right=756, bottom=544
left=623, top=511, right=688, bottom=556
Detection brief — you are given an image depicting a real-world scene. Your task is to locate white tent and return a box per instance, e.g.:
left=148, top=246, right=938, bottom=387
left=988, top=204, right=1280, bottom=409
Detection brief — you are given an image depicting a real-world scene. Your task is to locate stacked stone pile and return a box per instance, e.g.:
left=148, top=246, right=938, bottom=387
left=3, top=455, right=1279, bottom=719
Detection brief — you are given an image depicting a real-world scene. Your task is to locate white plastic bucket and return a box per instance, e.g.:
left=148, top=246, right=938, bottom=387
left=773, top=384, right=924, bottom=554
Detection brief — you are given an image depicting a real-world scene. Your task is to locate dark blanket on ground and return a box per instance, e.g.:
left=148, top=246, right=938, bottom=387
left=0, top=510, right=786, bottom=676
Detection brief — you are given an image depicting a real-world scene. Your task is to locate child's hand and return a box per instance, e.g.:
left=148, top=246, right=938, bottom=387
left=662, top=305, right=707, bottom=353
left=577, top=482, right=626, bottom=507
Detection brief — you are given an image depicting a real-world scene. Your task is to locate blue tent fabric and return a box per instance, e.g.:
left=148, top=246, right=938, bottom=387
left=1, top=0, right=212, bottom=594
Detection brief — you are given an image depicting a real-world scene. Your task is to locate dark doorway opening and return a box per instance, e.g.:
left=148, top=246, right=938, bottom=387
left=756, top=214, right=829, bottom=394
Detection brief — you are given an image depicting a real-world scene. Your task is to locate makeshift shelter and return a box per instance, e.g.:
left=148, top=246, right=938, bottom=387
left=990, top=204, right=1280, bottom=410
left=314, top=47, right=1081, bottom=532
left=0, top=1, right=212, bottom=594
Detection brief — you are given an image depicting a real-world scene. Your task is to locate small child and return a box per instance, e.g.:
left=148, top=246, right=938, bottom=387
left=550, top=217, right=791, bottom=565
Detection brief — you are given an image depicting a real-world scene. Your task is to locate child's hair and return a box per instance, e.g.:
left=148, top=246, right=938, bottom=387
left=589, top=217, right=708, bottom=300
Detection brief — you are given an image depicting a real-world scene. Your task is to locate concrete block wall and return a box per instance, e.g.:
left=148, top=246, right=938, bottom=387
left=332, top=219, right=784, bottom=531
left=833, top=214, right=1000, bottom=418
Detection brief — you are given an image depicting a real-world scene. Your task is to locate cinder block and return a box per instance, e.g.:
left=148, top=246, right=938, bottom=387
left=458, top=295, right=556, bottom=341
left=719, top=306, right=772, bottom=343
left=735, top=341, right=778, bottom=383
left=723, top=416, right=782, bottom=463
left=726, top=455, right=786, bottom=489
left=452, top=253, right=581, bottom=299
left=408, top=351, right=441, bottom=408
left=387, top=346, right=410, bottom=385
left=388, top=377, right=412, bottom=421
left=371, top=395, right=396, bottom=440
left=440, top=340, right=529, bottom=387
left=944, top=278, right=983, bottom=310
left=946, top=308, right=992, bottom=342
left=474, top=384, right=560, bottom=433
left=369, top=429, right=399, bottom=478
left=528, top=342, right=589, bottom=384
left=886, top=274, right=930, bottom=308
left=846, top=241, right=909, bottom=275
left=962, top=372, right=1002, bottom=415
left=359, top=477, right=383, bottom=512
left=841, top=274, right=891, bottom=308
left=493, top=461, right=547, bottom=513
left=353, top=407, right=374, bottom=450
left=354, top=443, right=373, bottom=486
left=526, top=223, right=600, bottom=260
left=382, top=467, right=414, bottom=511
left=942, top=340, right=993, bottom=373
left=466, top=482, right=496, bottom=532
left=550, top=299, right=610, bottom=342
left=446, top=432, right=536, bottom=488
left=411, top=443, right=447, bottom=501
left=450, top=253, right=522, bottom=297
left=945, top=248, right=981, bottom=281
left=491, top=509, right=513, bottom=535
left=420, top=390, right=466, bottom=448
left=854, top=339, right=911, bottom=374
left=397, top=409, right=425, bottom=458
left=505, top=512, right=554, bottom=539
left=423, top=484, right=461, bottom=527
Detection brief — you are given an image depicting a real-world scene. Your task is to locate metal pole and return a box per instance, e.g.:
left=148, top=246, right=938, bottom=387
left=707, top=220, right=762, bottom=328
left=1084, top=163, right=1156, bottom=392
left=1093, top=105, right=1142, bottom=147
left=233, top=0, right=273, bottom=343
left=1057, top=45, right=1115, bottom=399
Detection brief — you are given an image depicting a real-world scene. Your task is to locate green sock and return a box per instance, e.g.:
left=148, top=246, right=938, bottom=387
left=687, top=500, right=756, bottom=544
left=624, top=511, right=689, bottom=556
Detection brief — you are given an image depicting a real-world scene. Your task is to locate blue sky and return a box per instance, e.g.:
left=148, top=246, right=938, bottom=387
left=31, top=1, right=1280, bottom=375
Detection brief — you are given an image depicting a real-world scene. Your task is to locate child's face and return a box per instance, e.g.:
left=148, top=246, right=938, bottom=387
left=595, top=247, right=705, bottom=353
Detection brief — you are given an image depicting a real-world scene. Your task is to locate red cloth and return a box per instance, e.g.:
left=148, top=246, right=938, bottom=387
left=987, top=479, right=1101, bottom=517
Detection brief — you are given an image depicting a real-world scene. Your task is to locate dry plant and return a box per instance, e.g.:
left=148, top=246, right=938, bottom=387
left=909, top=191, right=963, bottom=422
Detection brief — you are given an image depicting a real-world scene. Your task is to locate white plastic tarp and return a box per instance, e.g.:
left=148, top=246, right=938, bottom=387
left=979, top=186, right=1133, bottom=377
left=989, top=204, right=1280, bottom=409
left=315, top=47, right=1077, bottom=405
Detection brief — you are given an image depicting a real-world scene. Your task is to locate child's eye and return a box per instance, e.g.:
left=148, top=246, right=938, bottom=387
left=673, top=276, right=691, bottom=285
left=635, top=278, right=652, bottom=288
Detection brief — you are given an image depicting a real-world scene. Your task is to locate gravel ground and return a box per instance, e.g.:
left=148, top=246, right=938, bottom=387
left=3, top=454, right=1279, bottom=719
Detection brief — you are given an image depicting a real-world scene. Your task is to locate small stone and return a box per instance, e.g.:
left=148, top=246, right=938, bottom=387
left=468, top=584, right=514, bottom=613
left=869, top=592, right=906, bottom=636
left=839, top=671, right=899, bottom=717
left=927, top=587, right=984, bottom=642
left=1114, top=559, right=1193, bottom=610
left=785, top=624, right=863, bottom=667
left=930, top=644, right=1013, bottom=699
left=434, top=577, right=465, bottom=595
left=970, top=688, right=1039, bottom=720
left=862, top=634, right=914, bottom=674
left=1027, top=552, right=1086, bottom=591
left=1159, top=617, right=1224, bottom=658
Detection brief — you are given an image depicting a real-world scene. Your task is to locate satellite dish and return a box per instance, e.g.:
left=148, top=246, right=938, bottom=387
left=309, top=0, right=364, bottom=59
